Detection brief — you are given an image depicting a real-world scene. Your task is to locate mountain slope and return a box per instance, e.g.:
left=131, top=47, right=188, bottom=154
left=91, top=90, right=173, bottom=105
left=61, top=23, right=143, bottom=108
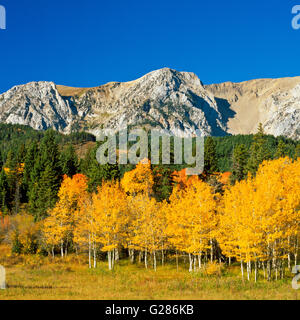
left=0, top=81, right=75, bottom=132
left=205, top=77, right=300, bottom=140
left=0, top=68, right=299, bottom=139
left=57, top=68, right=231, bottom=137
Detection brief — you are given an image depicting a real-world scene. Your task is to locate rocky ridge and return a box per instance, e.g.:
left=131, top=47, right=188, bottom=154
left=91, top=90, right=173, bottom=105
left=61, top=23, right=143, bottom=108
left=0, top=68, right=299, bottom=139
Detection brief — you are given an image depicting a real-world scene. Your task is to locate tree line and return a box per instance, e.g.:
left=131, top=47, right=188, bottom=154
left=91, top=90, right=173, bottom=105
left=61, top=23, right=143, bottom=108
left=21, top=156, right=299, bottom=283
left=0, top=124, right=299, bottom=282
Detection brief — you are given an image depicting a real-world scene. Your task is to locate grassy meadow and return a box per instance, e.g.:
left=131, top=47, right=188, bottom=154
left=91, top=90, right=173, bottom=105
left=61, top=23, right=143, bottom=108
left=0, top=245, right=297, bottom=300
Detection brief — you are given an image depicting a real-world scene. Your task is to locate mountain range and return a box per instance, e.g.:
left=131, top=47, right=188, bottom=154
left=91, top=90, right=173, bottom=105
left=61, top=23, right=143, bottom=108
left=0, top=68, right=299, bottom=139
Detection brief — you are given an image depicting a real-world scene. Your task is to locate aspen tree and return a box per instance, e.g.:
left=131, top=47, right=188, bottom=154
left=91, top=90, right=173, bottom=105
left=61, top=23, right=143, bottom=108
left=43, top=174, right=88, bottom=257
left=91, top=181, right=128, bottom=270
left=166, top=178, right=217, bottom=272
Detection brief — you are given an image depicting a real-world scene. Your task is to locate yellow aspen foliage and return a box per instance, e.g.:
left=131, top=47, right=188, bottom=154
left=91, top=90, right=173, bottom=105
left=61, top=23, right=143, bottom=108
left=127, top=194, right=164, bottom=270
left=90, top=180, right=128, bottom=270
left=219, top=157, right=300, bottom=281
left=43, top=174, right=88, bottom=257
left=73, top=195, right=95, bottom=267
left=121, top=159, right=154, bottom=196
left=166, top=178, right=218, bottom=271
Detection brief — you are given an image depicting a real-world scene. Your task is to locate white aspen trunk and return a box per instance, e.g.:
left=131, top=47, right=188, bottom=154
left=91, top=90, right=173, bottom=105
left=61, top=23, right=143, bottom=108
left=93, top=242, right=97, bottom=269
left=267, top=260, right=271, bottom=281
left=176, top=251, right=179, bottom=272
left=263, top=261, right=266, bottom=279
left=272, top=245, right=276, bottom=277
left=115, top=248, right=119, bottom=262
left=108, top=251, right=112, bottom=271
left=193, top=255, right=197, bottom=272
left=52, top=246, right=54, bottom=258
left=254, top=260, right=257, bottom=283
left=112, top=249, right=115, bottom=270
left=61, top=240, right=64, bottom=258
left=280, top=260, right=284, bottom=280
left=240, top=260, right=244, bottom=281
left=153, top=251, right=157, bottom=271
left=210, top=239, right=213, bottom=263
left=65, top=243, right=68, bottom=257
left=129, top=249, right=135, bottom=263
left=229, top=256, right=231, bottom=266
left=145, top=249, right=148, bottom=269
left=198, top=253, right=202, bottom=269
left=295, top=238, right=298, bottom=267
left=189, top=253, right=193, bottom=272
left=161, top=244, right=164, bottom=266
left=288, top=236, right=291, bottom=270
left=88, top=234, right=91, bottom=269
left=246, top=261, right=250, bottom=281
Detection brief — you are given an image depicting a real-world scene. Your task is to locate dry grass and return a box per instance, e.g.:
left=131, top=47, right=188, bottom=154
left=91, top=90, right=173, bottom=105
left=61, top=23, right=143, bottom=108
left=0, top=246, right=297, bottom=300
left=74, top=141, right=96, bottom=159
left=56, top=85, right=93, bottom=97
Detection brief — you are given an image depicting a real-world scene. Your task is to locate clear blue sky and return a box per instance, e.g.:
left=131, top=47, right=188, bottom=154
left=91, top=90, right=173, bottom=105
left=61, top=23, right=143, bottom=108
left=0, top=0, right=299, bottom=93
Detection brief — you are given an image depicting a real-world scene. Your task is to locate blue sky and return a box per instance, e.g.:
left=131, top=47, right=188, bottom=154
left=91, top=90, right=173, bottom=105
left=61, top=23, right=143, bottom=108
left=0, top=0, right=299, bottom=93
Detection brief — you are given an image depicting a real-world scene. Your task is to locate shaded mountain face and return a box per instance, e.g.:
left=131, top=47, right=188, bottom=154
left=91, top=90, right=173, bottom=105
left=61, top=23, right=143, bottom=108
left=0, top=81, right=75, bottom=132
left=0, top=68, right=299, bottom=139
left=205, top=77, right=300, bottom=140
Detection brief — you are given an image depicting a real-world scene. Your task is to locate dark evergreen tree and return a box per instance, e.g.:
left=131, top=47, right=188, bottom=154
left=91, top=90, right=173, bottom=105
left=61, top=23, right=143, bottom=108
left=0, top=149, right=3, bottom=169
left=60, top=144, right=79, bottom=177
left=4, top=150, right=20, bottom=213
left=28, top=130, right=62, bottom=220
left=35, top=165, right=60, bottom=221
left=204, top=137, right=218, bottom=176
left=295, top=144, right=300, bottom=159
left=22, top=141, right=39, bottom=201
left=247, top=124, right=271, bottom=176
left=0, top=169, right=10, bottom=214
left=230, top=144, right=249, bottom=184
left=274, top=139, right=288, bottom=159
left=81, top=145, right=120, bottom=192
left=153, top=166, right=174, bottom=202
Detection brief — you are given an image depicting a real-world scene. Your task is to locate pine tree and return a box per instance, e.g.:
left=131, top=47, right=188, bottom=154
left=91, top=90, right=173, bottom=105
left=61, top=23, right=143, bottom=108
left=35, top=165, right=61, bottom=221
left=0, top=169, right=10, bottom=214
left=204, top=137, right=218, bottom=176
left=295, top=144, right=300, bottom=159
left=153, top=166, right=174, bottom=202
left=22, top=141, right=39, bottom=202
left=274, top=140, right=287, bottom=159
left=28, top=130, right=62, bottom=220
left=230, top=144, right=248, bottom=184
left=80, top=145, right=120, bottom=192
left=4, top=150, right=24, bottom=214
left=60, top=144, right=79, bottom=177
left=247, top=123, right=271, bottom=175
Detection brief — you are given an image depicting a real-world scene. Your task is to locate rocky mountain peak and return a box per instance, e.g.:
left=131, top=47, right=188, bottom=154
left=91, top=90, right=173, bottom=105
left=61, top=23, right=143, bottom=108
left=0, top=70, right=299, bottom=139
left=0, top=81, right=75, bottom=132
